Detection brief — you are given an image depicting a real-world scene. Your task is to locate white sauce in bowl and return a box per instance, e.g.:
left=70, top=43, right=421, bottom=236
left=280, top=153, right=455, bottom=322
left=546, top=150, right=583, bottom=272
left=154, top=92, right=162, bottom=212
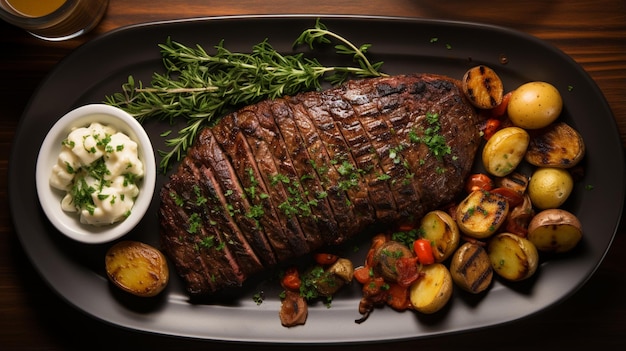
left=49, top=122, right=144, bottom=225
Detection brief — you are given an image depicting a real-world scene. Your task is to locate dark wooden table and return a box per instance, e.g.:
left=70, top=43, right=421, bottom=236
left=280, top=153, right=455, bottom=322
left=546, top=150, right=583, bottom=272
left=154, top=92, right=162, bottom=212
left=1, top=1, right=625, bottom=349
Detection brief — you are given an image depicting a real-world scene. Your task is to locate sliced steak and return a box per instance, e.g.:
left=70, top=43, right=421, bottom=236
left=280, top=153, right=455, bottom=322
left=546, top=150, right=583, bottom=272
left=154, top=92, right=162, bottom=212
left=286, top=98, right=357, bottom=243
left=191, top=130, right=277, bottom=268
left=268, top=100, right=341, bottom=246
left=211, top=113, right=292, bottom=262
left=160, top=160, right=246, bottom=295
left=160, top=74, right=482, bottom=296
left=295, top=92, right=371, bottom=236
left=235, top=105, right=311, bottom=257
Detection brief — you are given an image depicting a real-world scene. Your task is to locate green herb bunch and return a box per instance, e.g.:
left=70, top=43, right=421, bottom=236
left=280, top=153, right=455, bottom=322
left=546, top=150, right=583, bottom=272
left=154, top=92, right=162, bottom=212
left=105, top=19, right=387, bottom=172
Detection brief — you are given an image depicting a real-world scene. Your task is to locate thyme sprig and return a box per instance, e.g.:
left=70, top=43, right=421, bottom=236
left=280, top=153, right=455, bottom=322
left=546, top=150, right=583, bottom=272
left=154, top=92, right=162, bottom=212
left=105, top=19, right=387, bottom=172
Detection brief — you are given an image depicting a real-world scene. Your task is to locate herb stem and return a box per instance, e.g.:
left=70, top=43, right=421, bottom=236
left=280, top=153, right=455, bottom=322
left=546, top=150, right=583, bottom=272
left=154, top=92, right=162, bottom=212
left=105, top=19, right=386, bottom=172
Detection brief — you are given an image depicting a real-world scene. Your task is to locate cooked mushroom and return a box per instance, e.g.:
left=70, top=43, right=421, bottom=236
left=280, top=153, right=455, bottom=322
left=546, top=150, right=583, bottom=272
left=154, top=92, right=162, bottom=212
left=279, top=290, right=308, bottom=327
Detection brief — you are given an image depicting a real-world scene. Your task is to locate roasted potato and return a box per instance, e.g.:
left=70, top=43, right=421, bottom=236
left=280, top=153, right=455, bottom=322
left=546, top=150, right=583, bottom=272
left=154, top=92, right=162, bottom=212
left=419, top=210, right=460, bottom=262
left=527, top=209, right=583, bottom=253
left=312, top=271, right=346, bottom=297
left=105, top=241, right=169, bottom=297
left=409, top=263, right=453, bottom=314
left=482, top=127, right=530, bottom=177
left=450, top=242, right=493, bottom=294
left=456, top=190, right=510, bottom=239
left=528, top=167, right=574, bottom=209
left=488, top=233, right=539, bottom=281
left=525, top=122, right=585, bottom=168
left=507, top=81, right=563, bottom=129
left=462, top=65, right=504, bottom=109
left=327, top=258, right=354, bottom=283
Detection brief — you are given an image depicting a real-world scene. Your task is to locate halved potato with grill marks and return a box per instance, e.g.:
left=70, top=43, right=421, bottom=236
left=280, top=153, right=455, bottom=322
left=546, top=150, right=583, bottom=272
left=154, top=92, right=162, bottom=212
left=482, top=127, right=530, bottom=177
left=525, top=122, right=585, bottom=168
left=450, top=242, right=493, bottom=294
left=462, top=65, right=504, bottom=109
left=456, top=190, right=510, bottom=239
left=488, top=233, right=538, bottom=281
left=419, top=210, right=460, bottom=262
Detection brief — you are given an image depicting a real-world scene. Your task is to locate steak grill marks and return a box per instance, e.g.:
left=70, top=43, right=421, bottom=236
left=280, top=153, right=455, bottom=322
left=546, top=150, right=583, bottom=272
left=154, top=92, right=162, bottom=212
left=159, top=74, right=481, bottom=295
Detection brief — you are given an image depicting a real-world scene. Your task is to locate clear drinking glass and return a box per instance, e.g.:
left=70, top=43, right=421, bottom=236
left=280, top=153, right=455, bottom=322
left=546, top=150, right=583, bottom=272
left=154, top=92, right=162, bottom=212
left=0, top=0, right=109, bottom=41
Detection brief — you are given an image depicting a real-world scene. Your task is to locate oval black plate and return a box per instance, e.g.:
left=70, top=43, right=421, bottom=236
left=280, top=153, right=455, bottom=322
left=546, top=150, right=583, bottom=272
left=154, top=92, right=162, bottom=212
left=9, top=15, right=625, bottom=343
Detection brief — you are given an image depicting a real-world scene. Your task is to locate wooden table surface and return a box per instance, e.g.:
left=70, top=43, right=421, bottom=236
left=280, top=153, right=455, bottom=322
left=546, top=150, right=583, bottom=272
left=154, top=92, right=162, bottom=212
left=1, top=1, right=624, bottom=349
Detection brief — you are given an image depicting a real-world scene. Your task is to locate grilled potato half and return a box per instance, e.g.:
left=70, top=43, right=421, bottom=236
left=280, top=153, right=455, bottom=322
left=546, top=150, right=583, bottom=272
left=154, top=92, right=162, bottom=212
left=409, top=263, right=453, bottom=314
left=105, top=241, right=169, bottom=297
left=527, top=209, right=583, bottom=253
left=525, top=122, right=585, bottom=168
left=488, top=233, right=539, bottom=281
left=482, top=127, right=530, bottom=177
left=418, top=210, right=460, bottom=262
left=456, top=190, right=510, bottom=239
left=462, top=65, right=504, bottom=109
left=450, top=242, right=493, bottom=294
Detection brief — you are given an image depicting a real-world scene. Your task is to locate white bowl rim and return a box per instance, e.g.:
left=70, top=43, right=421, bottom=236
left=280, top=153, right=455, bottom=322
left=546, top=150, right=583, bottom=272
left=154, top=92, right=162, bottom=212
left=35, top=104, right=156, bottom=244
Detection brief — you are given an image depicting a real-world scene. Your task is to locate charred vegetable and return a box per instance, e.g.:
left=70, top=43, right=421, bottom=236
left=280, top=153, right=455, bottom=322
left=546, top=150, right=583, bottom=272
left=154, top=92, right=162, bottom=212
left=456, top=190, right=510, bottom=239
left=450, top=242, right=493, bottom=294
left=462, top=65, right=504, bottom=109
left=525, top=122, right=585, bottom=168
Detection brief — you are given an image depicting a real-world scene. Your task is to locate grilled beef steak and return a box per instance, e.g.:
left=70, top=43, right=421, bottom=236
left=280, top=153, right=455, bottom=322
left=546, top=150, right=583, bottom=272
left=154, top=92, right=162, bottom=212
left=159, top=74, right=482, bottom=296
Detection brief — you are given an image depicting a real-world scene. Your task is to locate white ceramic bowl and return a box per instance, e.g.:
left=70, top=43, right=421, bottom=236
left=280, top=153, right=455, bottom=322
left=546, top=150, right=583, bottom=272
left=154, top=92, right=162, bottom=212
left=35, top=104, right=156, bottom=244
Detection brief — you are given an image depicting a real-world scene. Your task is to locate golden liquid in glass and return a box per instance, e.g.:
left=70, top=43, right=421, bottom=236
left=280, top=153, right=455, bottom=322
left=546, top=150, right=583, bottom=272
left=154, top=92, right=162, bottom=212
left=6, top=0, right=66, bottom=17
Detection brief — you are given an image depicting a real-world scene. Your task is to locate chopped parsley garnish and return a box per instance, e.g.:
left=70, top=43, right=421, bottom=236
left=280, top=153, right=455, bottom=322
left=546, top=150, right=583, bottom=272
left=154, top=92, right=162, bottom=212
left=408, top=112, right=452, bottom=161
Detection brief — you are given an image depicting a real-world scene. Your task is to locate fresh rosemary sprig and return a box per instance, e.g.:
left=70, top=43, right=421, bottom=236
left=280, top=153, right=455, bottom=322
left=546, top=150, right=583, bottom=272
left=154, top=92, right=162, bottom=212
left=105, top=19, right=387, bottom=172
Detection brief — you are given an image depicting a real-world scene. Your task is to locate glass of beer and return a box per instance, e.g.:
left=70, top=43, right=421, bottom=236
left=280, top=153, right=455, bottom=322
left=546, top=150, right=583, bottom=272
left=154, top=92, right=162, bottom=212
left=0, top=0, right=109, bottom=41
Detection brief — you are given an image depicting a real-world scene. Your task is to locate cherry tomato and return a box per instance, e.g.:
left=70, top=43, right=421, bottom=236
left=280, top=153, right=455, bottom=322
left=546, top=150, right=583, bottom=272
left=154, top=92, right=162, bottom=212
left=483, top=118, right=502, bottom=140
left=281, top=267, right=301, bottom=291
left=489, top=91, right=513, bottom=118
left=490, top=187, right=524, bottom=208
left=313, top=253, right=338, bottom=266
left=413, top=239, right=435, bottom=265
left=465, top=173, right=494, bottom=193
